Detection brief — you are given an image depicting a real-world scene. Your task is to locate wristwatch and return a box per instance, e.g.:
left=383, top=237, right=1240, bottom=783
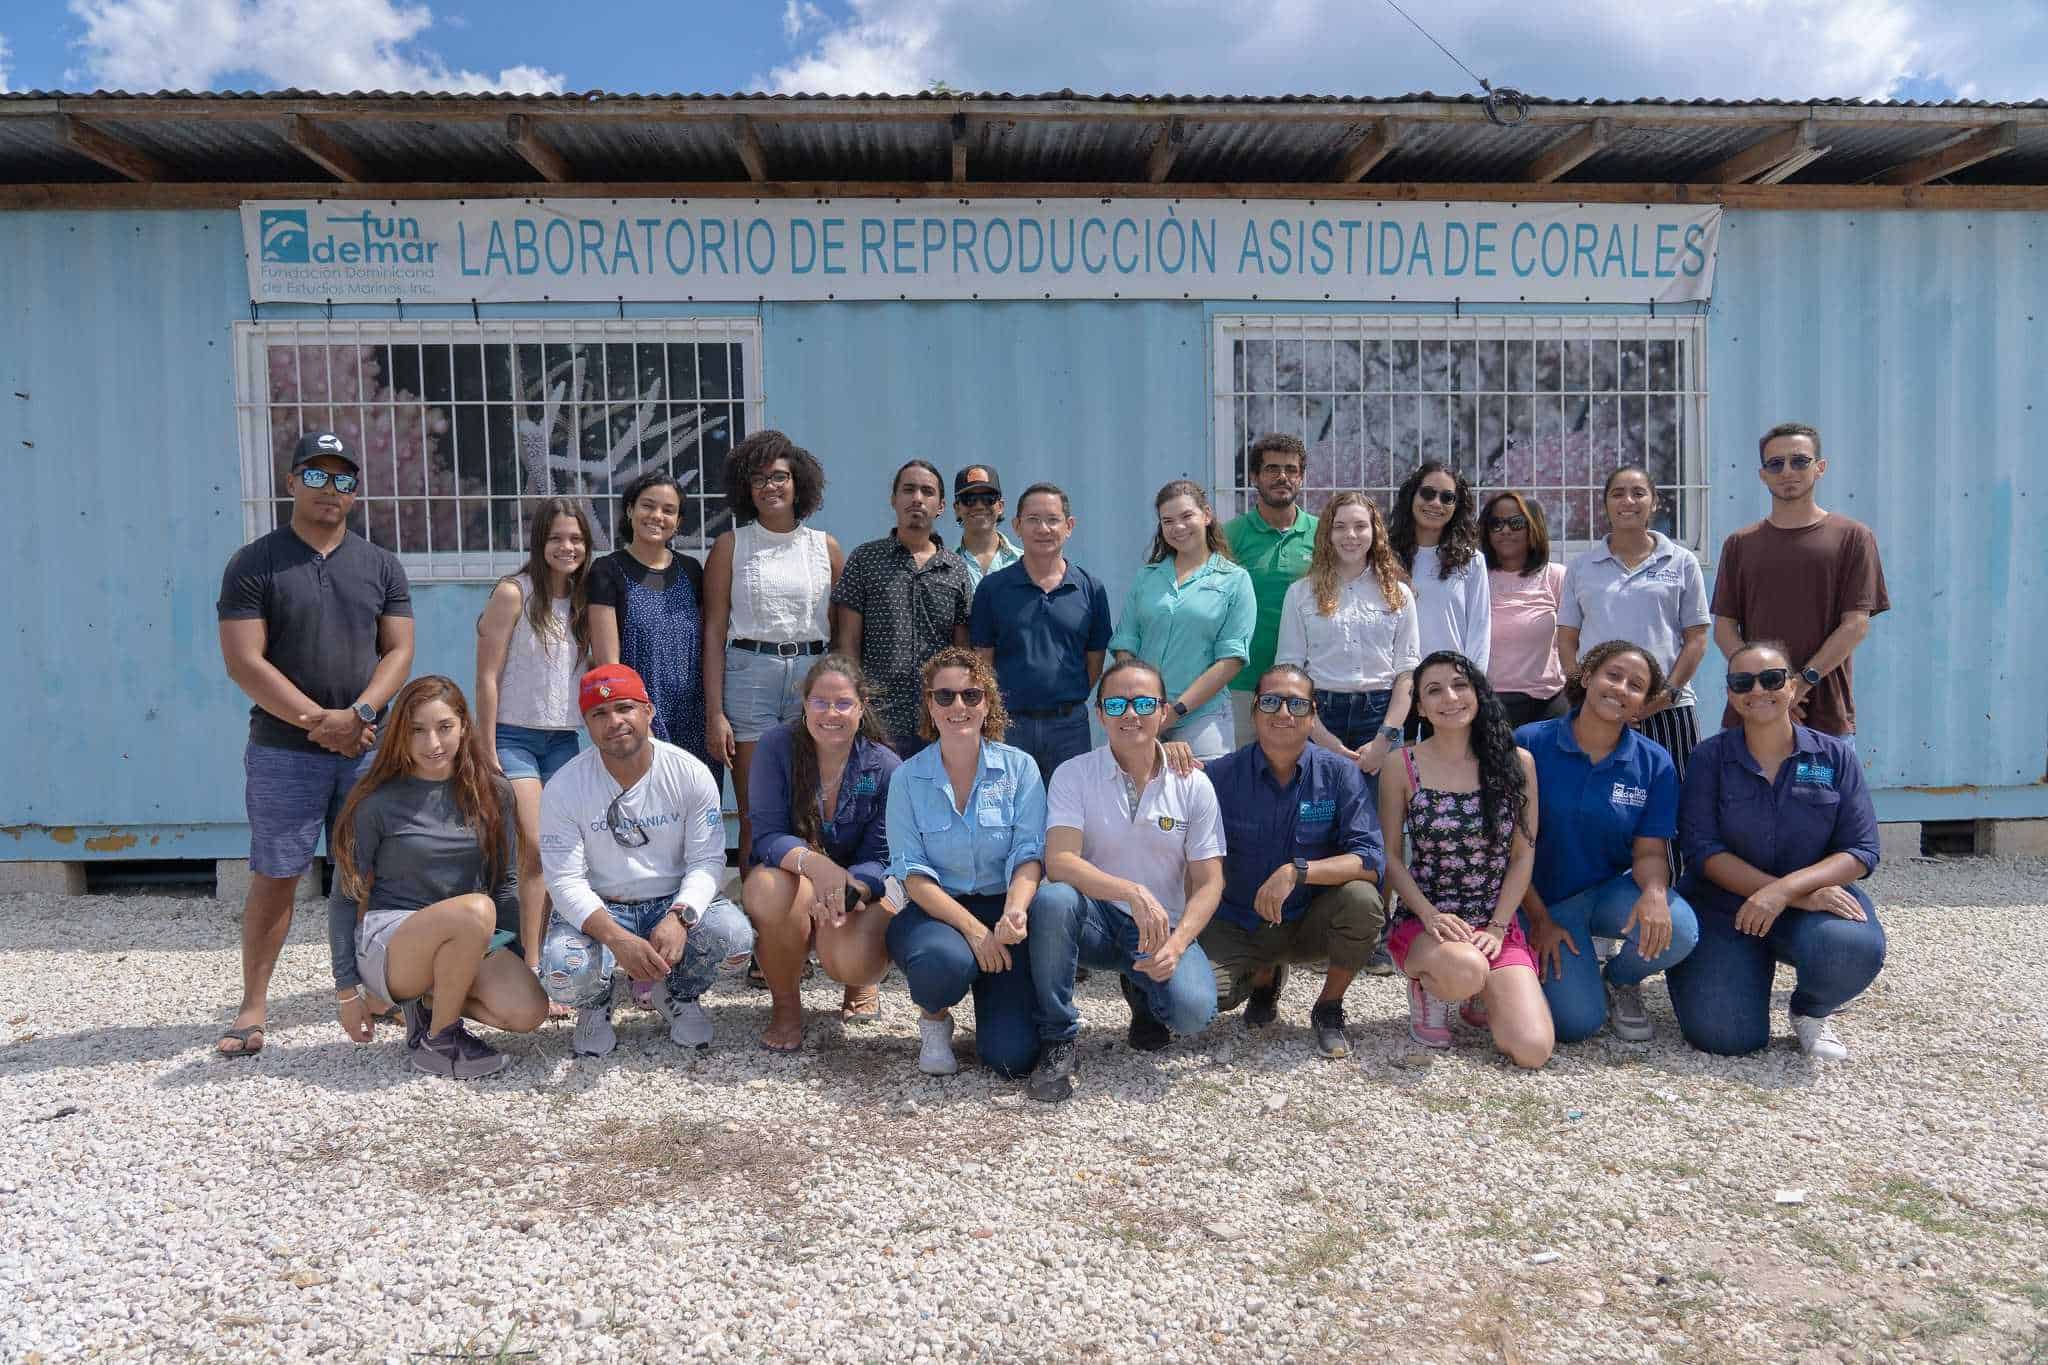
left=669, top=901, right=704, bottom=929
left=1799, top=667, right=1823, bottom=687
left=1376, top=724, right=1402, bottom=746
left=1171, top=700, right=1189, bottom=718
left=1291, top=856, right=1310, bottom=883
left=351, top=701, right=377, bottom=725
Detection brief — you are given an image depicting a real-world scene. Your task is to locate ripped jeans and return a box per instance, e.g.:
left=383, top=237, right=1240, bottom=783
left=538, top=894, right=752, bottom=1008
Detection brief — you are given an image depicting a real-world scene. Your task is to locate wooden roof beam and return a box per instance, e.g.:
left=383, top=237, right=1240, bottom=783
left=1333, top=118, right=1402, bottom=183
left=1699, top=120, right=1823, bottom=185
left=55, top=114, right=168, bottom=182
left=1877, top=121, right=2018, bottom=185
left=1145, top=116, right=1186, bottom=183
left=730, top=115, right=769, bottom=182
left=507, top=114, right=570, bottom=183
left=1521, top=118, right=1613, bottom=183
left=951, top=113, right=969, bottom=183
left=283, top=114, right=367, bottom=183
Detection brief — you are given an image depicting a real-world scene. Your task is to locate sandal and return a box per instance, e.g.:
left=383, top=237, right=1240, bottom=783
left=215, top=1025, right=265, bottom=1058
left=840, top=984, right=882, bottom=1025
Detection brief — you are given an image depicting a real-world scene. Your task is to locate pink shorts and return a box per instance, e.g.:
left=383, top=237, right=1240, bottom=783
left=1387, top=915, right=1538, bottom=975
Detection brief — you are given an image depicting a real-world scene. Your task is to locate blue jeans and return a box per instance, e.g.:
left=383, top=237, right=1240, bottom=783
left=539, top=894, right=753, bottom=1007
left=885, top=892, right=1040, bottom=1078
left=1314, top=688, right=1392, bottom=750
left=1536, top=871, right=1700, bottom=1044
left=1027, top=882, right=1218, bottom=1043
left=1008, top=708, right=1091, bottom=789
left=1666, top=878, right=1886, bottom=1056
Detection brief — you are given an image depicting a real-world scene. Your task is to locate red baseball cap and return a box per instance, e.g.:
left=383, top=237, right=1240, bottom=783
left=579, top=664, right=650, bottom=714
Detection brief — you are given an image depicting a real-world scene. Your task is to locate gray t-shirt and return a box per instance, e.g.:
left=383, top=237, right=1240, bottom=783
left=327, top=775, right=520, bottom=989
left=217, top=526, right=413, bottom=753
left=1559, top=532, right=1711, bottom=706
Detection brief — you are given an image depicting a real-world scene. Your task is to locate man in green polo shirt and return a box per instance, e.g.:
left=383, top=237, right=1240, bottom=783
left=1224, top=433, right=1318, bottom=744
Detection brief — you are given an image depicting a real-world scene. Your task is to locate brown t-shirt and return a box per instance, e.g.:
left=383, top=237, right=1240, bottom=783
left=1711, top=513, right=1888, bottom=735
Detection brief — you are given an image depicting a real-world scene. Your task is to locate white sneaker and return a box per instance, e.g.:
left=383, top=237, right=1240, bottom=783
left=573, top=985, right=618, bottom=1058
left=1792, top=1012, right=1848, bottom=1061
left=651, top=982, right=713, bottom=1049
left=1606, top=982, right=1653, bottom=1042
left=917, top=1014, right=959, bottom=1075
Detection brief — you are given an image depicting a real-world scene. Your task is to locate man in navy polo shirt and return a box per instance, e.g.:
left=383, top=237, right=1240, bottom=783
left=1199, top=664, right=1385, bottom=1059
left=970, top=481, right=1113, bottom=785
left=216, top=430, right=414, bottom=1058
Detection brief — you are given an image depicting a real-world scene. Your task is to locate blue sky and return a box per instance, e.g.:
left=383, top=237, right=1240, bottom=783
left=0, top=0, right=2036, bottom=103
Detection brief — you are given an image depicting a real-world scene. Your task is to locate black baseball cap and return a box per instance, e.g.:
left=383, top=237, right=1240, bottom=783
left=291, top=430, right=360, bottom=472
left=954, top=464, right=1002, bottom=497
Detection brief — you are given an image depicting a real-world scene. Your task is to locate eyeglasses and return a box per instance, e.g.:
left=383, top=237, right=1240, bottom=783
left=749, top=470, right=793, bottom=489
left=1726, top=668, right=1792, bottom=694
left=1415, top=487, right=1459, bottom=506
left=604, top=788, right=651, bottom=849
left=929, top=687, right=986, bottom=708
left=1017, top=514, right=1066, bottom=531
left=1100, top=696, right=1161, bottom=718
left=1485, top=514, right=1528, bottom=532
left=806, top=696, right=859, bottom=715
left=957, top=492, right=1000, bottom=508
left=1761, top=456, right=1817, bottom=473
left=298, top=468, right=360, bottom=494
left=1255, top=693, right=1314, bottom=716
left=1257, top=466, right=1304, bottom=481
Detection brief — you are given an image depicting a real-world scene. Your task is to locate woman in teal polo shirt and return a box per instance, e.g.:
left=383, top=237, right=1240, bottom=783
left=1514, top=639, right=1699, bottom=1045
left=1107, top=480, right=1257, bottom=760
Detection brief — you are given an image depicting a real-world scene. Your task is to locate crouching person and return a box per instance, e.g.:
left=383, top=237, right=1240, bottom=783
left=329, top=676, right=547, bottom=1079
left=539, top=665, right=753, bottom=1057
left=1199, top=665, right=1386, bottom=1059
left=1027, top=659, right=1224, bottom=1103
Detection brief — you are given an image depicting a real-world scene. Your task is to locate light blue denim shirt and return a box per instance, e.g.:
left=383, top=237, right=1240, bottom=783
left=886, top=738, right=1046, bottom=896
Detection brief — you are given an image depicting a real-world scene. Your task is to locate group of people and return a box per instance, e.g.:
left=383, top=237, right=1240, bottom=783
left=212, top=420, right=1891, bottom=1096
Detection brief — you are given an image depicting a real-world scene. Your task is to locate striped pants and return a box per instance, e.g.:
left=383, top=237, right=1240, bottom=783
left=1634, top=703, right=1702, bottom=878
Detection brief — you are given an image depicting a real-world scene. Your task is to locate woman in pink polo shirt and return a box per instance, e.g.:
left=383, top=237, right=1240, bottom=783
left=1482, top=491, right=1569, bottom=729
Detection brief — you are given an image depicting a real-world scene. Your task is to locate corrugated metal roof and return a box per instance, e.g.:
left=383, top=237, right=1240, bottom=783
left=1, top=90, right=2044, bottom=188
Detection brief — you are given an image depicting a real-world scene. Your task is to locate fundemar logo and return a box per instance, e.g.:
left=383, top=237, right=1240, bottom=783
left=259, top=208, right=440, bottom=266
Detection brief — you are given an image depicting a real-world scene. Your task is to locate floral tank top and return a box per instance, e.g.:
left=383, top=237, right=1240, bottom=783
left=1392, top=747, right=1515, bottom=927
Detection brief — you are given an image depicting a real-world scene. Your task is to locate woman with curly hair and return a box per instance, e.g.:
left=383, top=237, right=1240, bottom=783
left=883, top=646, right=1047, bottom=1079
left=1376, top=651, right=1550, bottom=1068
left=743, top=655, right=901, bottom=1051
left=703, top=430, right=845, bottom=865
left=1274, top=490, right=1418, bottom=785
left=1389, top=463, right=1493, bottom=680
left=328, top=676, right=547, bottom=1078
left=1514, top=639, right=1698, bottom=1046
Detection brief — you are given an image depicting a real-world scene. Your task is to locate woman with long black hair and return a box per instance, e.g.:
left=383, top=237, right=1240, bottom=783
left=1388, top=462, right=1492, bottom=675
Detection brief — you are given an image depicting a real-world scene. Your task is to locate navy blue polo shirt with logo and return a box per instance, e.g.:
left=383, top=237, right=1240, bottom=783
left=1516, top=713, right=1679, bottom=907
left=1204, top=740, right=1384, bottom=931
left=968, top=557, right=1113, bottom=709
left=1678, top=725, right=1879, bottom=880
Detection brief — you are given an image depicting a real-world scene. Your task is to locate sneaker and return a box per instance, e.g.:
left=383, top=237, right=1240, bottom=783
left=650, top=982, right=713, bottom=1050
left=1594, top=936, right=1621, bottom=965
left=1791, top=1012, right=1849, bottom=1061
left=573, top=983, right=618, bottom=1058
left=1363, top=937, right=1396, bottom=977
left=1120, top=975, right=1171, bottom=1053
left=401, top=997, right=430, bottom=1051
left=1458, top=997, right=1490, bottom=1030
left=1309, top=1000, right=1349, bottom=1059
left=410, top=1021, right=513, bottom=1079
left=1027, top=1039, right=1079, bottom=1103
left=917, top=1014, right=959, bottom=1075
left=1607, top=981, right=1653, bottom=1042
left=1407, top=978, right=1451, bottom=1049
left=1245, top=965, right=1287, bottom=1029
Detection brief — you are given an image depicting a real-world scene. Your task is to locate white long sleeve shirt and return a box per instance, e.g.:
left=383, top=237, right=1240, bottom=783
left=1409, top=545, right=1492, bottom=673
left=1273, top=572, right=1420, bottom=692
left=539, top=739, right=726, bottom=931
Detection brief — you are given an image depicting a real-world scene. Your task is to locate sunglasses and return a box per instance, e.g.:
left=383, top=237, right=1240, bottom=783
left=1761, top=456, right=1817, bottom=473
left=297, top=468, right=360, bottom=494
left=1100, top=696, right=1162, bottom=718
left=957, top=492, right=1000, bottom=508
left=1726, top=668, right=1793, bottom=694
left=929, top=687, right=986, bottom=708
left=605, top=788, right=651, bottom=849
left=1415, top=487, right=1459, bottom=506
left=806, top=696, right=859, bottom=714
left=1485, top=514, right=1528, bottom=532
left=1255, top=693, right=1314, bottom=716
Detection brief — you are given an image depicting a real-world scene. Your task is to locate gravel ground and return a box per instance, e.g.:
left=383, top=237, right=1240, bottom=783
left=3, top=855, right=2046, bottom=1364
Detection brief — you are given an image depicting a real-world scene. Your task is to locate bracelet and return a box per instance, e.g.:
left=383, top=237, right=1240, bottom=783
left=795, top=848, right=807, bottom=879
left=336, top=989, right=362, bottom=1003
left=1485, top=921, right=1512, bottom=934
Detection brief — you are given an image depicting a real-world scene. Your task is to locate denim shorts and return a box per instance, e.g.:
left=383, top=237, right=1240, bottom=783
left=722, top=642, right=815, bottom=743
left=495, top=723, right=581, bottom=783
left=1168, top=701, right=1235, bottom=760
left=1313, top=688, right=1393, bottom=750
left=245, top=743, right=373, bottom=879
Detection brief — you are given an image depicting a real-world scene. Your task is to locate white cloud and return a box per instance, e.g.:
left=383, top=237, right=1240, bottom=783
left=69, top=0, right=566, bottom=93
left=0, top=35, right=12, bottom=93
left=781, top=1, right=828, bottom=43
left=756, top=0, right=2044, bottom=103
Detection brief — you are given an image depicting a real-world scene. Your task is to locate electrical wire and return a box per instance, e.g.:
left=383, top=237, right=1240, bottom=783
left=1381, top=0, right=1532, bottom=126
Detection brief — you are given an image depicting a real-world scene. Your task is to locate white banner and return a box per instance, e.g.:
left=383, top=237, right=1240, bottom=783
left=242, top=198, right=1720, bottom=306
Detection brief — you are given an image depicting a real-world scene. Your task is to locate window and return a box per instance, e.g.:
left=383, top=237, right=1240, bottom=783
left=234, top=318, right=763, bottom=581
left=1211, top=314, right=1709, bottom=551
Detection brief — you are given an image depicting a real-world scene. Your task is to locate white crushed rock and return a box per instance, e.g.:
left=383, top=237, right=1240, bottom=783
left=2, top=854, right=2045, bottom=1362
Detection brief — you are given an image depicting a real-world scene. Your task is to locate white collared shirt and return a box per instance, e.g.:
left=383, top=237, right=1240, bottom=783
left=1274, top=571, right=1419, bottom=692
left=1045, top=743, right=1226, bottom=927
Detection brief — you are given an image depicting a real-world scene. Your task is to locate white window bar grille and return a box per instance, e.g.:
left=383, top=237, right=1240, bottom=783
left=1210, top=314, right=1710, bottom=554
left=233, top=318, right=764, bottom=582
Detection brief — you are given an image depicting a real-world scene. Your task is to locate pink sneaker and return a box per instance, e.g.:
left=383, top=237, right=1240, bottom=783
left=1408, top=978, right=1452, bottom=1049
left=1459, top=997, right=1489, bottom=1030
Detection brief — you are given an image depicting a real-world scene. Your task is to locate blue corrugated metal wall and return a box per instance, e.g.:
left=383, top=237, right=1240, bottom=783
left=0, top=207, right=2040, bottom=856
